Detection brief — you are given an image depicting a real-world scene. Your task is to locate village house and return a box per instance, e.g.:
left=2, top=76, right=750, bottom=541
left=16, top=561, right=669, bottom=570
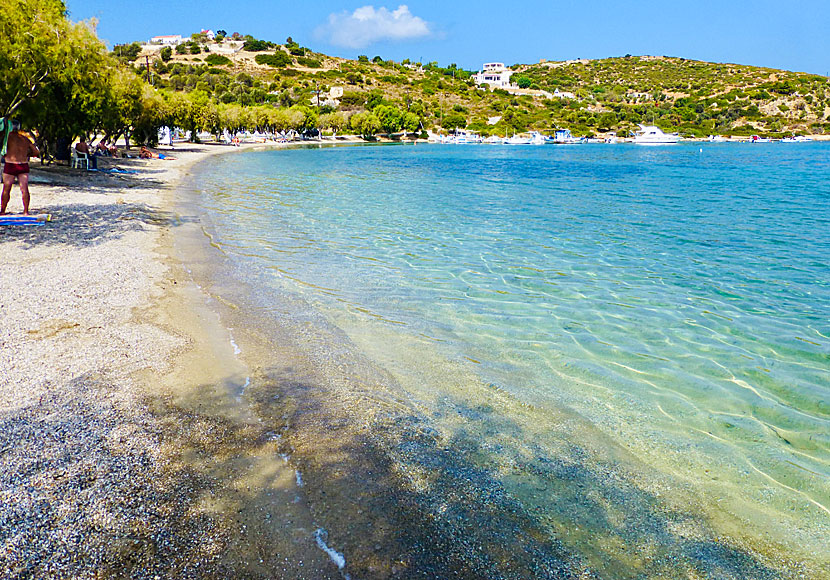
left=473, top=63, right=515, bottom=88
left=149, top=35, right=184, bottom=46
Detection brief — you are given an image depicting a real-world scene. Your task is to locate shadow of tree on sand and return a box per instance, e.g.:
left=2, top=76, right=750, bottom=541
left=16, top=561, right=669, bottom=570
left=0, top=202, right=194, bottom=250
left=237, top=360, right=790, bottom=580
left=0, top=374, right=237, bottom=579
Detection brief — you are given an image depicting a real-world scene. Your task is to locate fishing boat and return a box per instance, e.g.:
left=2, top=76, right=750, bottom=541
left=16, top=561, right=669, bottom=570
left=634, top=125, right=681, bottom=144
left=504, top=134, right=533, bottom=145
left=551, top=129, right=584, bottom=144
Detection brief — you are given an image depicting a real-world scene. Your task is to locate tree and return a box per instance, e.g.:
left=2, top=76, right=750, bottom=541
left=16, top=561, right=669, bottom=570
left=516, top=76, right=532, bottom=89
left=0, top=0, right=74, bottom=117
left=350, top=111, right=380, bottom=137
left=441, top=112, right=466, bottom=131
left=401, top=111, right=420, bottom=133
left=357, top=55, right=369, bottom=63
left=4, top=3, right=125, bottom=157
left=319, top=111, right=347, bottom=136
left=374, top=104, right=401, bottom=134
left=160, top=46, right=173, bottom=62
left=111, top=42, right=143, bottom=62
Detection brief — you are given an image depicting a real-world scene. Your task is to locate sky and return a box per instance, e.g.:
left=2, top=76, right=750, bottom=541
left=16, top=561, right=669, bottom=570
left=65, top=1, right=829, bottom=75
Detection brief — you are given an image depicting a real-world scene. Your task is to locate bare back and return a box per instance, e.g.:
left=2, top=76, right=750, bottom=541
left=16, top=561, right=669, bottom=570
left=5, top=131, right=39, bottom=164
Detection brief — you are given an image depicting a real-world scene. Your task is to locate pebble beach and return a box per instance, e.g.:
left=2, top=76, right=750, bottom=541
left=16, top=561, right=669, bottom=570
left=0, top=145, right=344, bottom=579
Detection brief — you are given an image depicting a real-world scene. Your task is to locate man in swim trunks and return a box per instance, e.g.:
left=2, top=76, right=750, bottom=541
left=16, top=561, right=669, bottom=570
left=2, top=120, right=40, bottom=215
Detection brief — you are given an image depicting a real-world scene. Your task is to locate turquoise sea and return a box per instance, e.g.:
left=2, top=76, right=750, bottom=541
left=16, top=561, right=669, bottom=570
left=186, top=142, right=829, bottom=579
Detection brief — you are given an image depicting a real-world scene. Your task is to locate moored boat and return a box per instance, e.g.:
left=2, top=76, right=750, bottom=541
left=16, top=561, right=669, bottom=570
left=634, top=125, right=681, bottom=144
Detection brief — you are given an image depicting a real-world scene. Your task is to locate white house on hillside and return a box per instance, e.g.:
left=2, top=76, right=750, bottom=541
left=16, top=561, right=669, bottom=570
left=150, top=35, right=184, bottom=45
left=473, top=62, right=515, bottom=88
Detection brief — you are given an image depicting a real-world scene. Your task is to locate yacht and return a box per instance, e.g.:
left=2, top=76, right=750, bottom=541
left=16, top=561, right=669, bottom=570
left=634, top=125, right=681, bottom=144
left=483, top=135, right=504, bottom=144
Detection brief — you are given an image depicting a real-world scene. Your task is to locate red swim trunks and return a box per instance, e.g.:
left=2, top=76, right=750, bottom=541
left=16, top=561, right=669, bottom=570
left=3, top=162, right=29, bottom=176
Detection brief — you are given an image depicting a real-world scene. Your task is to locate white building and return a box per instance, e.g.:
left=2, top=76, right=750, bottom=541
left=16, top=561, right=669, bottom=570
left=201, top=29, right=216, bottom=41
left=473, top=62, right=515, bottom=88
left=150, top=35, right=184, bottom=46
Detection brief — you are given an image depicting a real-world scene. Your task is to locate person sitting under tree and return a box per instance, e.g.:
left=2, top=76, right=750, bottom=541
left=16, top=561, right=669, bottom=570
left=1, top=119, right=40, bottom=216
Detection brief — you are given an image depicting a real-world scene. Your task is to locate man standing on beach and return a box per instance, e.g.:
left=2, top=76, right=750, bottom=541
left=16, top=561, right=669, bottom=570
left=2, top=120, right=40, bottom=215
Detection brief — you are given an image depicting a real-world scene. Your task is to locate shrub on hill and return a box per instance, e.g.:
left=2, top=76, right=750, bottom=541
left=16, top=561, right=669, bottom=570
left=205, top=54, right=232, bottom=66
left=243, top=37, right=275, bottom=52
left=296, top=57, right=321, bottom=68
left=255, top=52, right=293, bottom=67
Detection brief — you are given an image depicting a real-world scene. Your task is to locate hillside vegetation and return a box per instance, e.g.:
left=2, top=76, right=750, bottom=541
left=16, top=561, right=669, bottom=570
left=130, top=33, right=830, bottom=139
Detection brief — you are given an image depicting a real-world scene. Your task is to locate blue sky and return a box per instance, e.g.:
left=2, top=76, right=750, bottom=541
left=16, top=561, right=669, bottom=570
left=66, top=1, right=829, bottom=75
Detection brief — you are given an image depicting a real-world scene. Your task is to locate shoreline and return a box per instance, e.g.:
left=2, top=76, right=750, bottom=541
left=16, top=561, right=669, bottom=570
left=0, top=141, right=345, bottom=577
left=1, top=141, right=826, bottom=578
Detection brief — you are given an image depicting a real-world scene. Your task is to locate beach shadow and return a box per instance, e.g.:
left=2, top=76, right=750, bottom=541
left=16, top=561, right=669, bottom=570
left=0, top=373, right=238, bottom=579
left=229, top=361, right=789, bottom=580
left=0, top=202, right=193, bottom=250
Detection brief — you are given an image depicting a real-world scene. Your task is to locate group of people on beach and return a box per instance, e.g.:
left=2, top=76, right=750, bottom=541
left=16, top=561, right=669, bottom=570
left=2, top=117, right=175, bottom=216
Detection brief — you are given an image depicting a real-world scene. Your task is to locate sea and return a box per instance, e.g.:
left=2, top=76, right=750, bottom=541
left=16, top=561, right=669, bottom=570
left=181, top=142, right=829, bottom=579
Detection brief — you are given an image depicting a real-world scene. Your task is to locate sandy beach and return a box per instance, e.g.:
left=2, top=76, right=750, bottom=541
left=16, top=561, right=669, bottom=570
left=0, top=144, right=346, bottom=578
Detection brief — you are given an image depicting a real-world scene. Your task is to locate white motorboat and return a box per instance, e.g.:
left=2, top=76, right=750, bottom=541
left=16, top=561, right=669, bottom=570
left=708, top=135, right=727, bottom=142
left=529, top=131, right=546, bottom=145
left=780, top=135, right=813, bottom=143
left=483, top=135, right=504, bottom=144
left=749, top=135, right=771, bottom=143
left=634, top=125, right=681, bottom=144
left=505, top=134, right=532, bottom=145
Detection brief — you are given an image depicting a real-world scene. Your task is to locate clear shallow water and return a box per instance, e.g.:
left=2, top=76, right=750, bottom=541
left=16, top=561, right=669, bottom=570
left=191, top=142, right=829, bottom=576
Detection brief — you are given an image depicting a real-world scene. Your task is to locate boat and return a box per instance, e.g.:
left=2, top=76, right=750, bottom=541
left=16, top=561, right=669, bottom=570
left=551, top=129, right=584, bottom=144
left=451, top=130, right=483, bottom=144
left=780, top=135, right=813, bottom=143
left=749, top=135, right=771, bottom=143
left=529, top=131, right=546, bottom=145
left=504, top=134, right=532, bottom=145
left=708, top=135, right=727, bottom=142
left=634, top=125, right=681, bottom=144
left=483, top=135, right=504, bottom=144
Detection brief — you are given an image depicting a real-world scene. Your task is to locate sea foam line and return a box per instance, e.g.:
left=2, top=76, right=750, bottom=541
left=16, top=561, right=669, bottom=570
left=314, top=528, right=346, bottom=570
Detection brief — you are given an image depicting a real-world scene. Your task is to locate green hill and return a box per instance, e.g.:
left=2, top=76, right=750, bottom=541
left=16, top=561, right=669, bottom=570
left=127, top=34, right=830, bottom=139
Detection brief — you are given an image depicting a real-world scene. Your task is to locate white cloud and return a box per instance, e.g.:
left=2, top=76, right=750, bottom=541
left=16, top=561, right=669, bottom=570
left=316, top=5, right=431, bottom=49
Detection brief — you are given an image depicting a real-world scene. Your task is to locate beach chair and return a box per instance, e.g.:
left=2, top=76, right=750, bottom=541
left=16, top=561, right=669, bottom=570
left=71, top=149, right=89, bottom=170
